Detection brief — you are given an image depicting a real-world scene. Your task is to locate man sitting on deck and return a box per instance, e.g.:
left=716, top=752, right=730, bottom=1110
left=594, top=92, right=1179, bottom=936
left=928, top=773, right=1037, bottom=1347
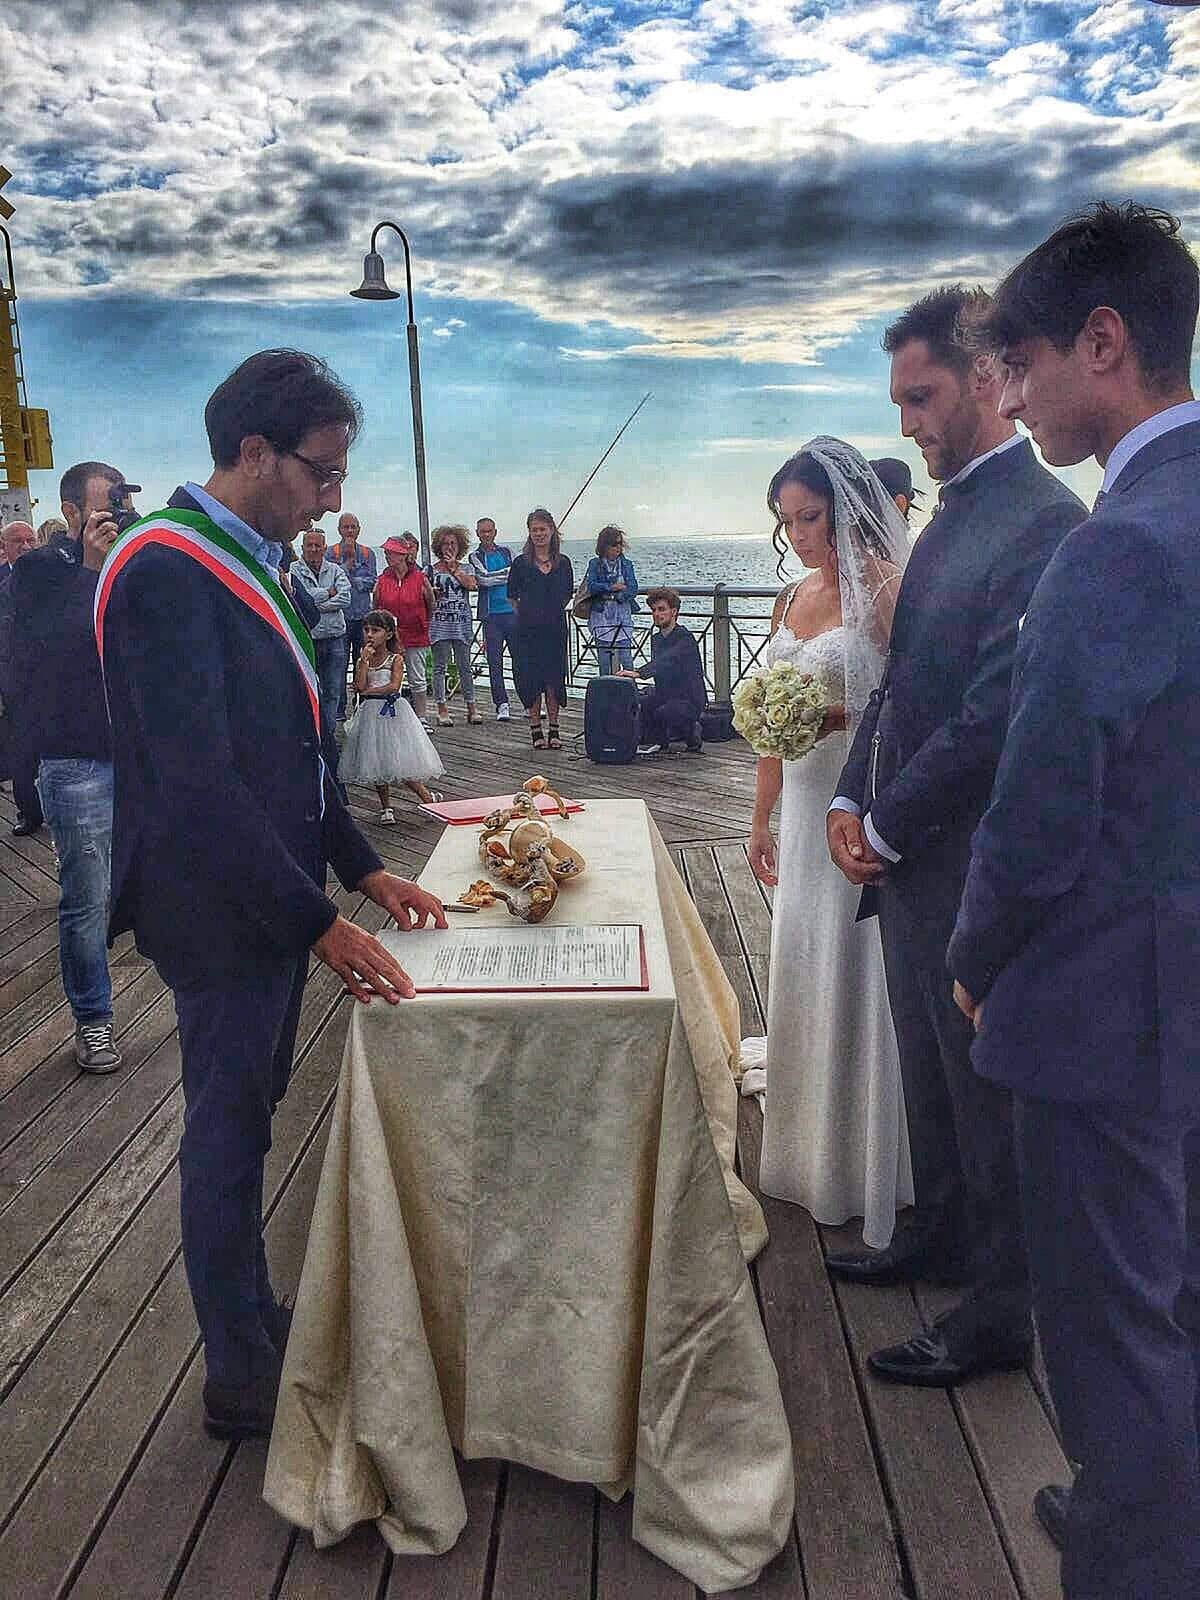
left=619, top=587, right=705, bottom=755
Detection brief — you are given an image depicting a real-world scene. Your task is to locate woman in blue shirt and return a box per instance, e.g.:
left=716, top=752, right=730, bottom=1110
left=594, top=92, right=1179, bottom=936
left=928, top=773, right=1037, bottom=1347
left=584, top=525, right=639, bottom=675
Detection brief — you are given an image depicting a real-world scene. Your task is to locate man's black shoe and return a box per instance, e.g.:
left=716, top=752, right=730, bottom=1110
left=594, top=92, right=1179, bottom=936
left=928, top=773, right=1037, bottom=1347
left=825, top=1237, right=968, bottom=1287
left=1034, top=1483, right=1070, bottom=1550
left=202, top=1369, right=281, bottom=1440
left=11, top=814, right=41, bottom=837
left=866, top=1329, right=1031, bottom=1388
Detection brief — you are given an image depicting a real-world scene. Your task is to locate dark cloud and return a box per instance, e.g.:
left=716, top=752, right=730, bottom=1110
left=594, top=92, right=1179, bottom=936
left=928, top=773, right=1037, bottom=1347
left=522, top=126, right=1199, bottom=314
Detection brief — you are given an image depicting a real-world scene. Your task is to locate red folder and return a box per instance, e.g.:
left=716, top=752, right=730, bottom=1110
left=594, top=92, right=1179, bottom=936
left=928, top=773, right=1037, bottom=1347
left=419, top=793, right=585, bottom=826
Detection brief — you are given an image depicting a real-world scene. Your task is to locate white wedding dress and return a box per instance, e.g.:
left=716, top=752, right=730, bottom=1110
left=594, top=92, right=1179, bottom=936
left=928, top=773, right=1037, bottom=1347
left=744, top=619, right=914, bottom=1249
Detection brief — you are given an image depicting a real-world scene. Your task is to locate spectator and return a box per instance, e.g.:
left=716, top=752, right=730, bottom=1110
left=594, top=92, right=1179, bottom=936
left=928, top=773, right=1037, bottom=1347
left=0, top=520, right=42, bottom=835
left=290, top=528, right=351, bottom=729
left=620, top=588, right=706, bottom=753
left=13, top=461, right=141, bottom=1072
left=427, top=523, right=480, bottom=727
left=36, top=516, right=68, bottom=546
left=507, top=507, right=574, bottom=750
left=328, top=511, right=377, bottom=718
left=584, top=524, right=639, bottom=674
left=373, top=533, right=433, bottom=726
left=469, top=516, right=517, bottom=721
left=868, top=457, right=924, bottom=525
left=339, top=610, right=445, bottom=821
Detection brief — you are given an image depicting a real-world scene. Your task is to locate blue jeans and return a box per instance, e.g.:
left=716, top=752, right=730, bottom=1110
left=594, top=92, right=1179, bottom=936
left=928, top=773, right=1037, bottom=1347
left=340, top=619, right=366, bottom=717
left=37, top=757, right=114, bottom=1025
left=597, top=641, right=634, bottom=675
left=314, top=634, right=349, bottom=728
left=482, top=612, right=518, bottom=708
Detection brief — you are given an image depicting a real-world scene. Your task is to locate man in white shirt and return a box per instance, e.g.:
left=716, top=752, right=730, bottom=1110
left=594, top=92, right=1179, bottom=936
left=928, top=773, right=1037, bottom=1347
left=290, top=527, right=351, bottom=728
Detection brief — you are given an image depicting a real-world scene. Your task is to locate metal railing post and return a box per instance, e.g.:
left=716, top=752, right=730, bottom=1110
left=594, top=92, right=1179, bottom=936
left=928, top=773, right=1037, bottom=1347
left=713, top=585, right=731, bottom=702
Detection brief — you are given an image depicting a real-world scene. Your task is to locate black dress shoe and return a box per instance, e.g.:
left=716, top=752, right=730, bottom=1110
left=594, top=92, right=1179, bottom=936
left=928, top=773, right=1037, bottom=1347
left=866, top=1329, right=1031, bottom=1388
left=11, top=814, right=41, bottom=837
left=1034, top=1482, right=1070, bottom=1550
left=826, top=1237, right=969, bottom=1288
left=202, top=1368, right=281, bottom=1440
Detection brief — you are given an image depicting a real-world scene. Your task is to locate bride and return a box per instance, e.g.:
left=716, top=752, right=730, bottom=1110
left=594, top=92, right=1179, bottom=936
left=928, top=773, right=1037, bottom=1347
left=743, top=438, right=914, bottom=1248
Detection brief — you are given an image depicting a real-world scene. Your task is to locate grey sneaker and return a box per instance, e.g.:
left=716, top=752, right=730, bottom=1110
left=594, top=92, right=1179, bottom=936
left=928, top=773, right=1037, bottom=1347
left=75, top=1020, right=123, bottom=1074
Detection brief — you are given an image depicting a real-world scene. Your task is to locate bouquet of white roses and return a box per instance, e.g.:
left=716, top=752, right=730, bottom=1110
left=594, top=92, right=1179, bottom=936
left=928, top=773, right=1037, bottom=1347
left=732, top=661, right=830, bottom=761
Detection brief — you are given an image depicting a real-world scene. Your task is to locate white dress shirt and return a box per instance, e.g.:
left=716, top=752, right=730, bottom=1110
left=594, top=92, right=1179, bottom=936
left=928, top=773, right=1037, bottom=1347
left=1101, top=399, right=1200, bottom=494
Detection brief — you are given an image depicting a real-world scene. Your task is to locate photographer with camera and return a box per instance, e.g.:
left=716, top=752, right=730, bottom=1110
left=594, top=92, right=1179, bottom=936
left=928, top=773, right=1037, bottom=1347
left=12, top=461, right=140, bottom=1073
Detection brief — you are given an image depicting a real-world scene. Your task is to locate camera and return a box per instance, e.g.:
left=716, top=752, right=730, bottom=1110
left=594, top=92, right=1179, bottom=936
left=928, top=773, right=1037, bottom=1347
left=108, top=481, right=141, bottom=535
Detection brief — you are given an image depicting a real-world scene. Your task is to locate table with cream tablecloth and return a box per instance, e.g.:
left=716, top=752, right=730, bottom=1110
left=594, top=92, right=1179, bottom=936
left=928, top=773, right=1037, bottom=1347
left=264, top=799, right=794, bottom=1592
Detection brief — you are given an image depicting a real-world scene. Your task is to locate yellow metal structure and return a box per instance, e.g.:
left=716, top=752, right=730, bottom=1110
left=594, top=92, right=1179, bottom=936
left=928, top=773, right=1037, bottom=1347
left=0, top=226, right=26, bottom=493
left=22, top=406, right=52, bottom=470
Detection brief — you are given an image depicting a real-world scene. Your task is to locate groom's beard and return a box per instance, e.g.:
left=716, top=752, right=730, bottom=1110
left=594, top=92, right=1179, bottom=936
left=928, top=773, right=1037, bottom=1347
left=922, top=393, right=986, bottom=482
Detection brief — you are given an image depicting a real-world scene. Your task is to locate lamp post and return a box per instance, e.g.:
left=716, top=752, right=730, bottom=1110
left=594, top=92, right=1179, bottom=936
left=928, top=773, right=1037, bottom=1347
left=350, top=220, right=431, bottom=569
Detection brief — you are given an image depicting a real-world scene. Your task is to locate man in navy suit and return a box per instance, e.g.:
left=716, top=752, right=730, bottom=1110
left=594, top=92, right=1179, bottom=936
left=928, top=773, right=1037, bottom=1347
left=826, top=287, right=1086, bottom=1385
left=97, top=349, right=446, bottom=1440
left=949, top=203, right=1200, bottom=1600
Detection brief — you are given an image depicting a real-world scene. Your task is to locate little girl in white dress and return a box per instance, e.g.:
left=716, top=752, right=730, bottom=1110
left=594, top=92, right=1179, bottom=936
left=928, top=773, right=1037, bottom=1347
left=339, top=609, right=445, bottom=822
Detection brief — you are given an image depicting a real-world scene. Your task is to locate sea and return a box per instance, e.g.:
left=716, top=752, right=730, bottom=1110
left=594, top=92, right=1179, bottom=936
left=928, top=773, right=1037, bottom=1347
left=557, top=537, right=784, bottom=593
left=362, top=535, right=790, bottom=595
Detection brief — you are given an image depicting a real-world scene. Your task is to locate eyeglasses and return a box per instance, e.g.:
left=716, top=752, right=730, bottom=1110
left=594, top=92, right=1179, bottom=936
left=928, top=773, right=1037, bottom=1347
left=286, top=450, right=349, bottom=491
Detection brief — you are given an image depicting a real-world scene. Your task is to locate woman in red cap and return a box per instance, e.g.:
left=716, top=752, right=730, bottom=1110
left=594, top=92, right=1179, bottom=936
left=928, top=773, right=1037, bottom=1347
left=373, top=534, right=433, bottom=725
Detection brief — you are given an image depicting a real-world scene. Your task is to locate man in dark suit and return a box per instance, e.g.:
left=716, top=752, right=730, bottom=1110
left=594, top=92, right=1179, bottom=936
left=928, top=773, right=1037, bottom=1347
left=949, top=203, right=1200, bottom=1600
left=96, top=349, right=446, bottom=1440
left=826, top=286, right=1087, bottom=1385
left=0, top=519, right=41, bottom=835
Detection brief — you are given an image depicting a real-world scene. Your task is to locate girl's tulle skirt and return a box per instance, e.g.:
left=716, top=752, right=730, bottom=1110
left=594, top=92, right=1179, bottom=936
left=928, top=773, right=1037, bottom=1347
left=339, top=695, right=445, bottom=785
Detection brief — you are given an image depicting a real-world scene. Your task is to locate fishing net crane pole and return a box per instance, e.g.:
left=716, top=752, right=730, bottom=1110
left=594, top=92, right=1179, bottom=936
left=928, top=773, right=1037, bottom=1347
left=557, top=393, right=652, bottom=527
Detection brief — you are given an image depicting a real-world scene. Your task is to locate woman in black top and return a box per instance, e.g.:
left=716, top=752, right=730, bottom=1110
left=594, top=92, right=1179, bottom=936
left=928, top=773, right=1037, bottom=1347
left=506, top=508, right=574, bottom=749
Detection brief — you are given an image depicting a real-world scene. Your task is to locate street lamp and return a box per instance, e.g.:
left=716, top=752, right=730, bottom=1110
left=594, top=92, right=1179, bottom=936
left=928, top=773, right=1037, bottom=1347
left=350, top=220, right=431, bottom=568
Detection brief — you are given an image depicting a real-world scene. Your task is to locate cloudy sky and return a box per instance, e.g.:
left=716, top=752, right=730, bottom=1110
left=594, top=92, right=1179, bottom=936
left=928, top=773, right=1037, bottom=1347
left=2, top=0, right=1198, bottom=541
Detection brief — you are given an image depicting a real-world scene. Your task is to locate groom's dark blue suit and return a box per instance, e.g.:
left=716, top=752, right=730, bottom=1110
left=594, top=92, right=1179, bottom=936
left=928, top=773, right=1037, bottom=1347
left=837, top=437, right=1085, bottom=1356
left=950, top=417, right=1200, bottom=1599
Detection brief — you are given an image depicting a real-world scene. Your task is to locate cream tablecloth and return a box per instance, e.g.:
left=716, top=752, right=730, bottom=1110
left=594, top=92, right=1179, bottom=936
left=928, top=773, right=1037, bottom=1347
left=264, top=800, right=793, bottom=1592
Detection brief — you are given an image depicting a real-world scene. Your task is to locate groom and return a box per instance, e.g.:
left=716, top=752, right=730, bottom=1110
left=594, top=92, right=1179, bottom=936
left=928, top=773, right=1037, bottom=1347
left=949, top=203, right=1200, bottom=1600
left=826, top=286, right=1086, bottom=1384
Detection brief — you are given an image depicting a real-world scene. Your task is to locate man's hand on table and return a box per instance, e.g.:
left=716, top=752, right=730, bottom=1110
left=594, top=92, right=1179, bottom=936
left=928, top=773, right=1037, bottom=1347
left=360, top=869, right=447, bottom=932
left=312, top=875, right=446, bottom=1005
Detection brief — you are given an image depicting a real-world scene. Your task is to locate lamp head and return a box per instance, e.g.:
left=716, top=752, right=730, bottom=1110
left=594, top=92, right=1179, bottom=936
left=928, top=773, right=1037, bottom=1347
left=350, top=249, right=400, bottom=301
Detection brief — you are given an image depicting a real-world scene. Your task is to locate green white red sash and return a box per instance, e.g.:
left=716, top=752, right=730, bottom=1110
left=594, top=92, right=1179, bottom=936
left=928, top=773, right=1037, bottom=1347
left=94, top=508, right=321, bottom=736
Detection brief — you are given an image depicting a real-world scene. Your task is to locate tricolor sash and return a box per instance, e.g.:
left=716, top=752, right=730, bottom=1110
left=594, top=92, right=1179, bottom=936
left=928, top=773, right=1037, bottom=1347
left=94, top=509, right=321, bottom=737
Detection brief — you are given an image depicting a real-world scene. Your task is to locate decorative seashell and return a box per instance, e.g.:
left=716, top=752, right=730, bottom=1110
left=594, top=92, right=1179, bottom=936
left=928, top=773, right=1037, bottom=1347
left=544, top=838, right=585, bottom=879
left=508, top=819, right=552, bottom=861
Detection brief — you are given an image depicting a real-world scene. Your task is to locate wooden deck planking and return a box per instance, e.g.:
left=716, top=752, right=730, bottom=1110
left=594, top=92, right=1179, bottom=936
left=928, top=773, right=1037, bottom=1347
left=0, top=722, right=1065, bottom=1600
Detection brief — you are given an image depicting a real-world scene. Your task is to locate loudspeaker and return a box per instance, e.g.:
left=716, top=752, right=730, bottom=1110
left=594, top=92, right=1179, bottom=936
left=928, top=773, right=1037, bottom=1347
left=700, top=700, right=736, bottom=741
left=584, top=675, right=640, bottom=764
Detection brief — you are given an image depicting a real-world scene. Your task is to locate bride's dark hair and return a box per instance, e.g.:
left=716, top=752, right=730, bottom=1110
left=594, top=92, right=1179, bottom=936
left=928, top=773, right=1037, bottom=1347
left=767, top=449, right=896, bottom=578
left=767, top=453, right=834, bottom=579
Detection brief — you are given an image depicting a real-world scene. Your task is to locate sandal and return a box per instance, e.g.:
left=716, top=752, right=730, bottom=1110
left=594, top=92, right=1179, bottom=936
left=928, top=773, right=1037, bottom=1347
left=547, top=724, right=562, bottom=750
left=437, top=712, right=454, bottom=727
left=531, top=723, right=546, bottom=749
left=466, top=706, right=483, bottom=725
